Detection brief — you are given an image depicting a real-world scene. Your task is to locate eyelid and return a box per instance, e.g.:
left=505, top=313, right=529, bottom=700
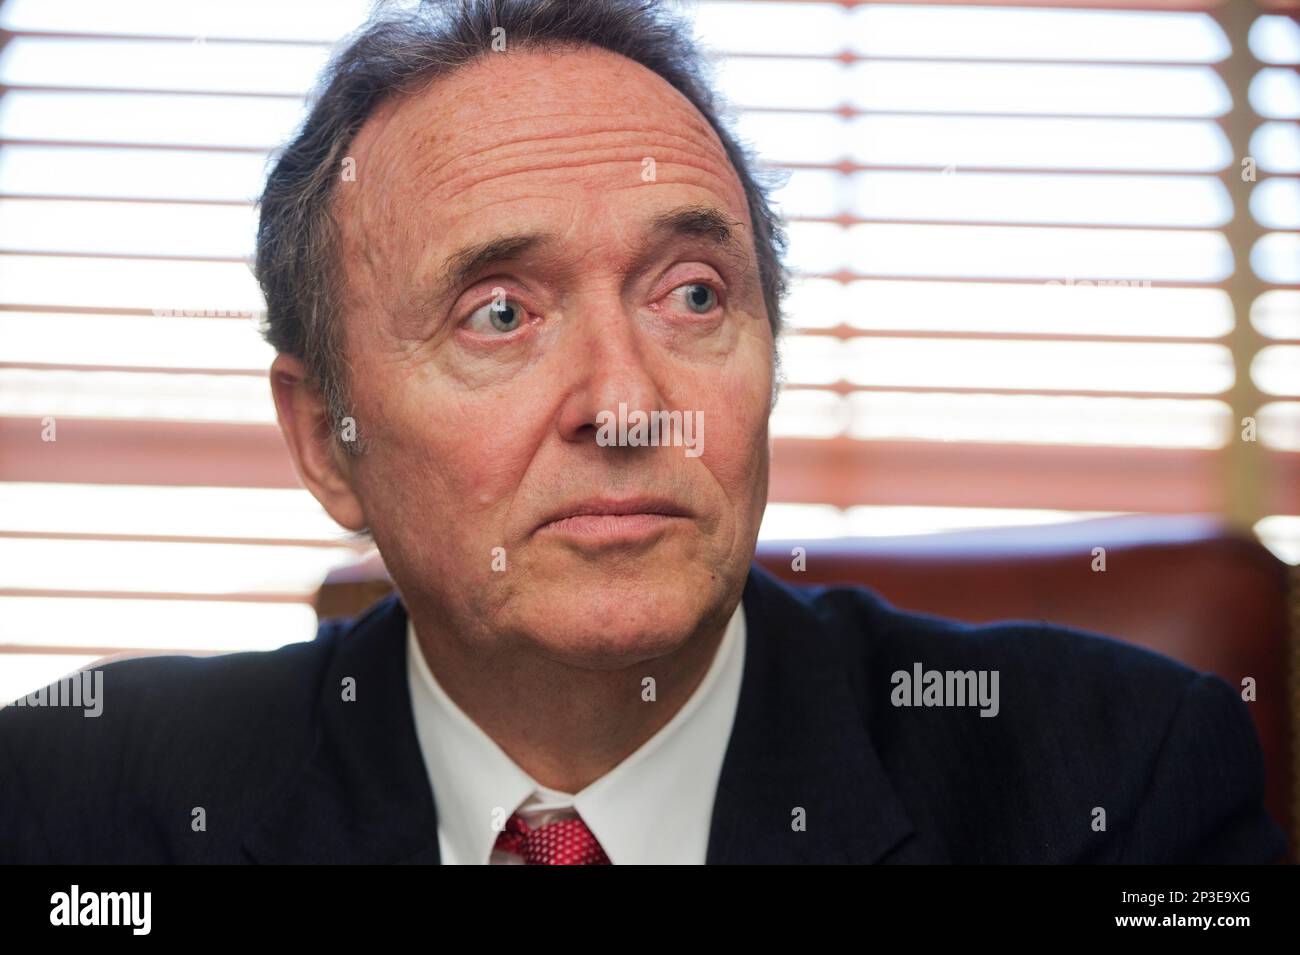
left=657, top=255, right=726, bottom=290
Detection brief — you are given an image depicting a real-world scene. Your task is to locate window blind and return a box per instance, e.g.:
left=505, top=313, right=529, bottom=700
left=0, top=0, right=1296, bottom=702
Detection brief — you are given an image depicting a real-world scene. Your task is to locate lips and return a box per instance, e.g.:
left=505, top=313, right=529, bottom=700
left=535, top=496, right=691, bottom=535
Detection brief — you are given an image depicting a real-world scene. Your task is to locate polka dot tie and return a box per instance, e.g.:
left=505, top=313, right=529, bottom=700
left=493, top=812, right=612, bottom=865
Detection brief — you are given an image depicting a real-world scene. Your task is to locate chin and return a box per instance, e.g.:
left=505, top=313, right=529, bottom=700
left=509, top=573, right=717, bottom=670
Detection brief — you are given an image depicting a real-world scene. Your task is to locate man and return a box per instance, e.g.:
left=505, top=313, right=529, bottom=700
left=0, top=0, right=1287, bottom=864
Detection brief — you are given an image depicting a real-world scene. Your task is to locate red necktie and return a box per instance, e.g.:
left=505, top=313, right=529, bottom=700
left=494, top=812, right=612, bottom=865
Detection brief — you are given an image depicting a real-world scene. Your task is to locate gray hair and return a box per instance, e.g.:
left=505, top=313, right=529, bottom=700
left=254, top=0, right=789, bottom=453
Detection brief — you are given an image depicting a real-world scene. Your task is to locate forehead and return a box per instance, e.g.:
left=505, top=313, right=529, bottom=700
left=335, top=44, right=752, bottom=282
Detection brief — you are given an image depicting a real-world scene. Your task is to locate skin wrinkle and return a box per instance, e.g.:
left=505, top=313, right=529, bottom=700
left=341, top=82, right=726, bottom=200
left=414, top=117, right=733, bottom=192
left=345, top=133, right=747, bottom=324
left=334, top=60, right=746, bottom=334
left=435, top=147, right=736, bottom=208
left=273, top=45, right=773, bottom=793
left=393, top=211, right=757, bottom=355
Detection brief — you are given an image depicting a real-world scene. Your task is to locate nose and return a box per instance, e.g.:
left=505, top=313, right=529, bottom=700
left=554, top=300, right=669, bottom=448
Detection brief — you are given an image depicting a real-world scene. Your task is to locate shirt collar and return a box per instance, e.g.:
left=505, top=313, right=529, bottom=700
left=406, top=601, right=746, bottom=864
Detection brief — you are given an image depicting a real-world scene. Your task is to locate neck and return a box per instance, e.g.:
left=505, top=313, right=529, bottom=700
left=408, top=603, right=734, bottom=794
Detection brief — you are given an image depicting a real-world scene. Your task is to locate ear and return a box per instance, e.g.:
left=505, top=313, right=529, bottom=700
left=269, top=353, right=367, bottom=531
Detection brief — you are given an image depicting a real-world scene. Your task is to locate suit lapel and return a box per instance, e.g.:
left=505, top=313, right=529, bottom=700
left=706, top=564, right=930, bottom=863
left=241, top=594, right=442, bottom=864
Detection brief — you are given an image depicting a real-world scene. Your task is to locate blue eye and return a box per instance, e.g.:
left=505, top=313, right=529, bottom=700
left=467, top=296, right=525, bottom=333
left=676, top=283, right=718, bottom=314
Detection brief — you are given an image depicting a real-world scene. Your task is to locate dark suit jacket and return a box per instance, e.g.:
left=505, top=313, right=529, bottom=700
left=0, top=563, right=1287, bottom=863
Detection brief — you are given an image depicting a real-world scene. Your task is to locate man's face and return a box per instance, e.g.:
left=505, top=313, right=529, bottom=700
left=331, top=45, right=773, bottom=667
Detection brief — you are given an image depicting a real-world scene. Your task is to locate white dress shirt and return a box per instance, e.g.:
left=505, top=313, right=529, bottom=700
left=405, top=601, right=747, bottom=864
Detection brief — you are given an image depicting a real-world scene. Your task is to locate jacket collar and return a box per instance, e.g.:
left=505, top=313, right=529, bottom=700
left=243, top=564, right=923, bottom=864
left=241, top=593, right=442, bottom=864
left=705, top=564, right=921, bottom=863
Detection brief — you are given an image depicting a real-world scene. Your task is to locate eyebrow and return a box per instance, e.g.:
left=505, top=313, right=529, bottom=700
left=434, top=203, right=749, bottom=298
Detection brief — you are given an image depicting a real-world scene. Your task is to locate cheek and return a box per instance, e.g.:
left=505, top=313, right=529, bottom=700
left=354, top=373, right=545, bottom=543
left=687, top=353, right=773, bottom=505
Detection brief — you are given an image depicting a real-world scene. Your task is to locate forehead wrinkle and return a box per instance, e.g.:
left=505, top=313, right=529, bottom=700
left=342, top=40, right=727, bottom=177
left=413, top=118, right=735, bottom=205
left=419, top=114, right=746, bottom=218
left=427, top=151, right=743, bottom=214
left=344, top=157, right=754, bottom=322
left=333, top=47, right=757, bottom=316
left=424, top=94, right=730, bottom=163
left=365, top=48, right=735, bottom=202
left=340, top=119, right=738, bottom=284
